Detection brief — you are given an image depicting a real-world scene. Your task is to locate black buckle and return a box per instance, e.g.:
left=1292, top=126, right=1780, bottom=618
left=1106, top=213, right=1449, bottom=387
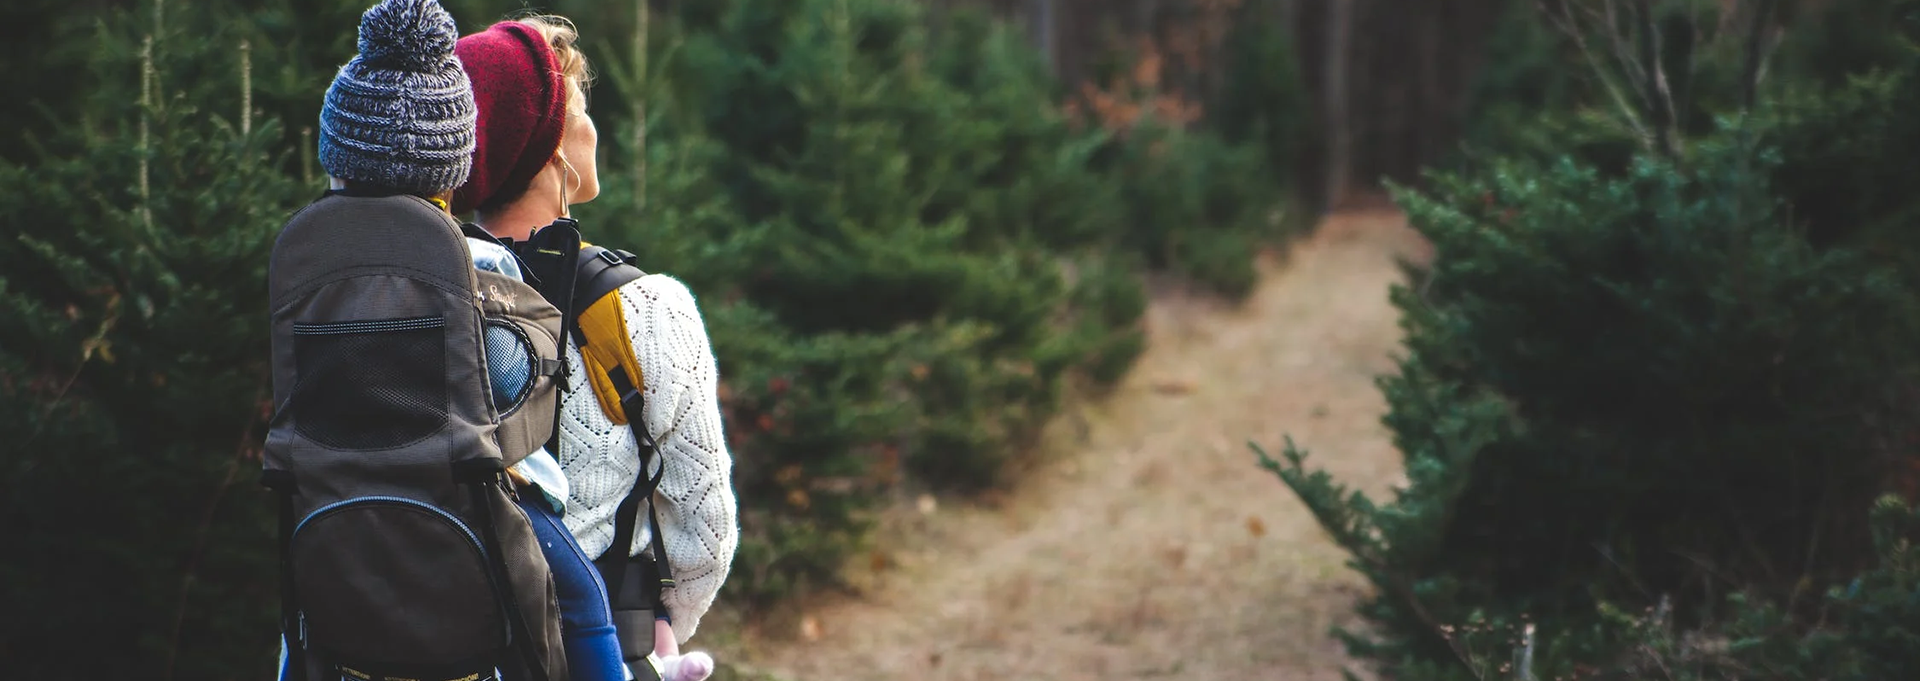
left=596, top=249, right=624, bottom=267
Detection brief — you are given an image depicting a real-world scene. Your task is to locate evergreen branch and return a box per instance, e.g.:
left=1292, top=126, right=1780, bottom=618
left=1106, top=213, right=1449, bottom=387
left=1631, top=0, right=1680, bottom=157
left=1594, top=540, right=1659, bottom=601
left=1740, top=0, right=1780, bottom=111
left=162, top=440, right=242, bottom=680
left=1539, top=0, right=1656, bottom=151
left=162, top=381, right=265, bottom=681
left=21, top=291, right=121, bottom=453
left=139, top=34, right=153, bottom=232
left=1597, top=0, right=1650, bottom=113
left=1252, top=439, right=1487, bottom=679
left=1641, top=595, right=1676, bottom=680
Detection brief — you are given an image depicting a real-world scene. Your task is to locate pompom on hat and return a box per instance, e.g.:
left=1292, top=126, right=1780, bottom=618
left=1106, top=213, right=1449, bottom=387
left=450, top=21, right=571, bottom=216
left=317, top=0, right=476, bottom=196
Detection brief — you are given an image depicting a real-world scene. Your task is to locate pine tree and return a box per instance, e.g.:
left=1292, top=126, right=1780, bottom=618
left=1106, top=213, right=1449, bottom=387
left=0, top=1, right=310, bottom=677
left=1256, top=2, right=1920, bottom=678
left=566, top=0, right=1155, bottom=605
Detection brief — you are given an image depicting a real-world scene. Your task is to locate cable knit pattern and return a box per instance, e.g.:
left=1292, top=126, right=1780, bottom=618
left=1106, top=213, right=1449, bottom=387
left=555, top=273, right=738, bottom=644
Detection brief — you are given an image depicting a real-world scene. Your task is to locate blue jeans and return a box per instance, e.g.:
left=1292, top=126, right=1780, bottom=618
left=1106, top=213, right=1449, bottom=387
left=516, top=495, right=629, bottom=681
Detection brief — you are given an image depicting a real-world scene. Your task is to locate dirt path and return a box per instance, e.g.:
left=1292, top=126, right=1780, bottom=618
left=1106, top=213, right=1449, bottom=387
left=721, top=209, right=1429, bottom=681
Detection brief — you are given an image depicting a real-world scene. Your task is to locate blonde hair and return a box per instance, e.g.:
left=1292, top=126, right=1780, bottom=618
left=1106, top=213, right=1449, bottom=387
left=512, top=14, right=594, bottom=114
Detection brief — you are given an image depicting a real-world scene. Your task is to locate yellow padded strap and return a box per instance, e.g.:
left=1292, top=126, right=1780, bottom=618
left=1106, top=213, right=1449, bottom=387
left=576, top=290, right=645, bottom=425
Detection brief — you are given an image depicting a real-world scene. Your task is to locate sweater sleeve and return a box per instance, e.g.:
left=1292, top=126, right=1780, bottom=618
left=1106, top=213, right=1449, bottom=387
left=625, top=274, right=739, bottom=644
left=553, top=273, right=739, bottom=644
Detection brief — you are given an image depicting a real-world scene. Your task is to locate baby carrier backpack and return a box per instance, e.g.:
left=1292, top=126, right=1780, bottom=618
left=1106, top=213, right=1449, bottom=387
left=509, top=221, right=676, bottom=679
left=262, top=190, right=570, bottom=681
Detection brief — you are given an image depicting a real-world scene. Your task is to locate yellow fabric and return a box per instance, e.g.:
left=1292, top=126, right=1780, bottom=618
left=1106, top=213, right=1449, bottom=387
left=573, top=240, right=647, bottom=425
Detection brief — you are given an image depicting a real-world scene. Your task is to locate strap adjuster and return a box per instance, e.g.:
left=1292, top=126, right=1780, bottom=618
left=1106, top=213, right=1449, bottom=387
left=608, top=366, right=645, bottom=405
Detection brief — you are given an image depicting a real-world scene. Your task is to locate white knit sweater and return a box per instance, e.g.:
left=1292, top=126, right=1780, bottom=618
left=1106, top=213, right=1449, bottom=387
left=553, top=273, right=738, bottom=644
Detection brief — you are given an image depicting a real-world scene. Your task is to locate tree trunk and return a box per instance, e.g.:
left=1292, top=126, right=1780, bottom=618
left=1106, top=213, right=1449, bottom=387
left=633, top=0, right=648, bottom=208
left=1028, top=0, right=1058, bottom=75
left=1324, top=0, right=1355, bottom=208
left=1418, top=2, right=1444, bottom=171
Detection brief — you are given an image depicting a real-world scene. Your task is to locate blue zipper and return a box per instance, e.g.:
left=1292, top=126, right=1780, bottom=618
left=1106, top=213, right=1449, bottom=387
left=294, top=496, right=487, bottom=557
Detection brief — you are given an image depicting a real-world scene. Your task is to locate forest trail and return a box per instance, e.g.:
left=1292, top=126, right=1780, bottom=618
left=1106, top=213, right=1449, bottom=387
left=719, top=209, right=1430, bottom=681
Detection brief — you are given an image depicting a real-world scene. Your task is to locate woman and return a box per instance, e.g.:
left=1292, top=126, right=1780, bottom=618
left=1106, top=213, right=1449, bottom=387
left=450, top=14, right=739, bottom=681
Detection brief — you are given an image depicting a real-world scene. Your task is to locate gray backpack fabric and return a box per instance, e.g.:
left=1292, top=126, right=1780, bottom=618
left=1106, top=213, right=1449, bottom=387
left=263, top=191, right=569, bottom=681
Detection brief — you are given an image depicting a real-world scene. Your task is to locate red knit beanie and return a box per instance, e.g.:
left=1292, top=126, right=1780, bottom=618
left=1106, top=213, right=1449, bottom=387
left=450, top=21, right=569, bottom=216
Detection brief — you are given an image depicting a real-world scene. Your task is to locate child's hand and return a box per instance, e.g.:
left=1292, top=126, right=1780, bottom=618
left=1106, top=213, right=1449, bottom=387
left=660, top=652, right=714, bottom=681
left=649, top=618, right=715, bottom=681
left=652, top=617, right=679, bottom=658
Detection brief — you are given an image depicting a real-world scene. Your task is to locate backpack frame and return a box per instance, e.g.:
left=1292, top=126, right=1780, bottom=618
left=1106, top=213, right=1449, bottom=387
left=263, top=190, right=569, bottom=681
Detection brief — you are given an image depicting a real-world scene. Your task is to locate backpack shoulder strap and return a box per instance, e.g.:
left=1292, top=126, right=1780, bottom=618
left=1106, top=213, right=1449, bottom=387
left=569, top=244, right=677, bottom=668
left=568, top=243, right=647, bottom=427
left=572, top=243, right=646, bottom=315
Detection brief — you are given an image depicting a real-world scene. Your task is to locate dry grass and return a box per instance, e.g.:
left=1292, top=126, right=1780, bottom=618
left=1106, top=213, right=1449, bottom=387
left=711, top=209, right=1429, bottom=681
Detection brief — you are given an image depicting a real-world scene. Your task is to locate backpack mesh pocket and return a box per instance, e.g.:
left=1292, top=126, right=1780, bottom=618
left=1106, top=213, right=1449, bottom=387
left=292, top=316, right=449, bottom=450
left=482, top=320, right=536, bottom=417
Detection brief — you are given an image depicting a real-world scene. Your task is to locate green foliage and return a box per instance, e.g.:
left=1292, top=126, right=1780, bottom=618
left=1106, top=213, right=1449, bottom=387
left=593, top=0, right=1288, bottom=606
left=1208, top=0, right=1311, bottom=192
left=1074, top=5, right=1304, bottom=297
left=1455, top=0, right=1920, bottom=172
left=0, top=8, right=305, bottom=677
left=1260, top=121, right=1920, bottom=679
left=1261, top=3, right=1920, bottom=678
left=573, top=0, right=1161, bottom=606
left=1762, top=34, right=1920, bottom=267
left=1101, top=121, right=1283, bottom=300
left=1457, top=0, right=1579, bottom=152
left=1275, top=495, right=1920, bottom=681
left=1770, top=0, right=1920, bottom=85
left=1, top=0, right=1297, bottom=667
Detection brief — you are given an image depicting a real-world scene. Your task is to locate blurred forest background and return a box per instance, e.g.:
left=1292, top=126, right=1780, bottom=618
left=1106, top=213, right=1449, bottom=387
left=6, top=0, right=1920, bottom=678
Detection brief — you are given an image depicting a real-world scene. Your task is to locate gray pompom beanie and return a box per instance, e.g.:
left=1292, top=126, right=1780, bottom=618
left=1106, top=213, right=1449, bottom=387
left=317, top=0, right=476, bottom=195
